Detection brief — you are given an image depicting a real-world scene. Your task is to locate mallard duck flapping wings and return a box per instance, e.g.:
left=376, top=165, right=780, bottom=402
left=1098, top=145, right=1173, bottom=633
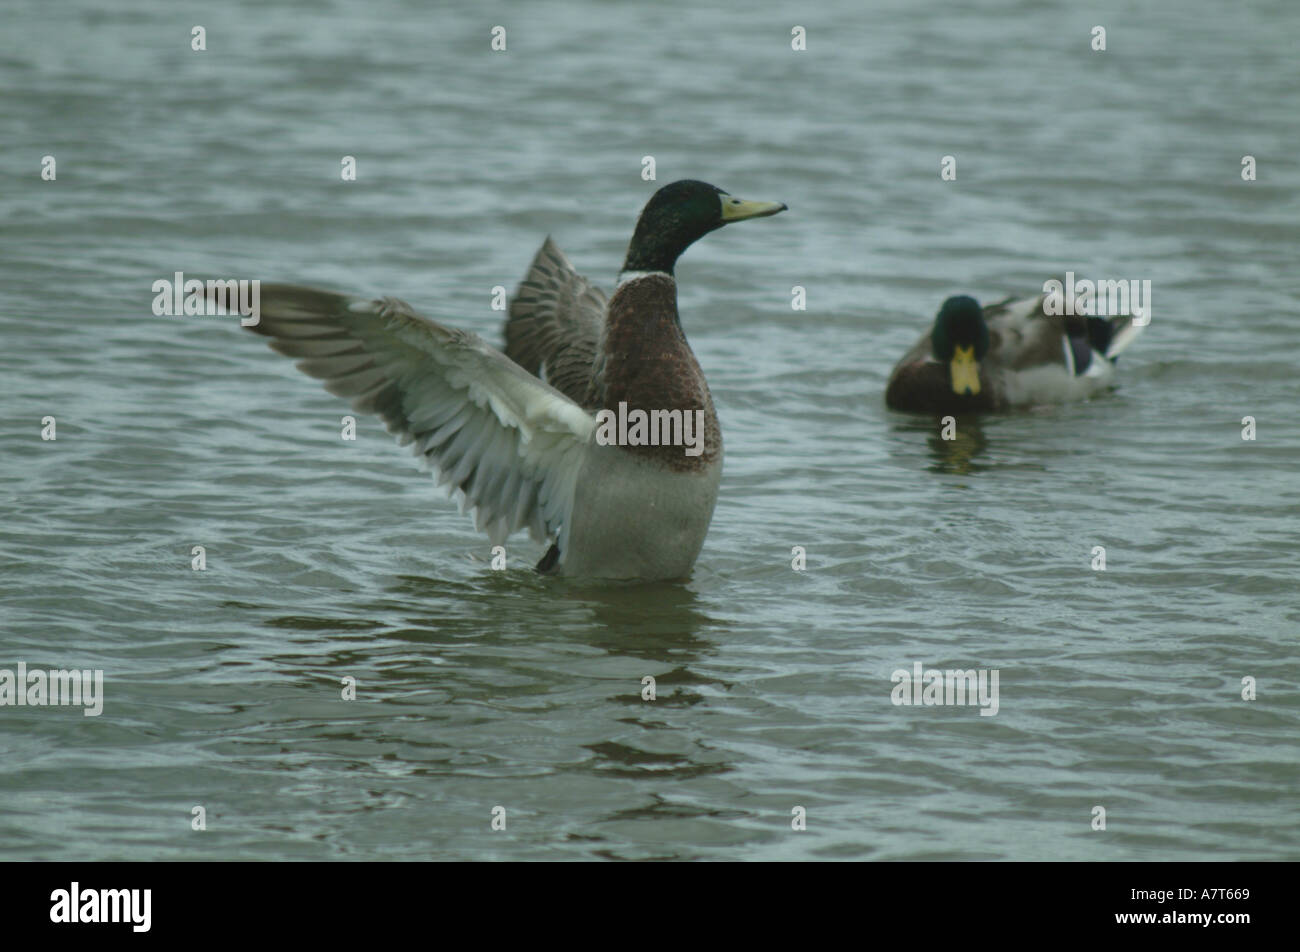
left=233, top=180, right=786, bottom=579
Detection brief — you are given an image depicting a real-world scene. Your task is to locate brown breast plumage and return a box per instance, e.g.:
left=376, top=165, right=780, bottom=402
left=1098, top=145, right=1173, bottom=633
left=595, top=274, right=721, bottom=471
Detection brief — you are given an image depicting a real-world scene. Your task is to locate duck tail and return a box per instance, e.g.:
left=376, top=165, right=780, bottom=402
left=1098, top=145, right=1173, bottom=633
left=1097, top=314, right=1145, bottom=361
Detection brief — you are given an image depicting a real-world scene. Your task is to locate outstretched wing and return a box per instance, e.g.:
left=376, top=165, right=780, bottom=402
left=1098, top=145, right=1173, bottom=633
left=237, top=284, right=596, bottom=548
left=503, top=237, right=608, bottom=409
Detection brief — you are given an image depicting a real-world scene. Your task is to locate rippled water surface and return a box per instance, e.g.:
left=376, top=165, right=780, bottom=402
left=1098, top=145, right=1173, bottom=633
left=2, top=0, right=1298, bottom=860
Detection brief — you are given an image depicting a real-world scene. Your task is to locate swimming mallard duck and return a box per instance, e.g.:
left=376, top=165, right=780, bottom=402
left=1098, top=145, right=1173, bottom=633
left=234, top=180, right=786, bottom=579
left=884, top=292, right=1144, bottom=413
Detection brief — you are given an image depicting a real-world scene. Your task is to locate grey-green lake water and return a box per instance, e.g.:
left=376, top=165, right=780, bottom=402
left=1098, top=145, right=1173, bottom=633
left=1, top=0, right=1297, bottom=860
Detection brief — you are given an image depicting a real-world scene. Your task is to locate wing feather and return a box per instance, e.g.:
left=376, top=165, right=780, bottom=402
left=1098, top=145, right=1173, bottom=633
left=503, top=237, right=607, bottom=408
left=236, top=283, right=596, bottom=548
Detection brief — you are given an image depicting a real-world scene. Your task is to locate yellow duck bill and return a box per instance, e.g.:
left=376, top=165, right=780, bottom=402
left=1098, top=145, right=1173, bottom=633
left=949, top=345, right=981, bottom=395
left=719, top=193, right=788, bottom=222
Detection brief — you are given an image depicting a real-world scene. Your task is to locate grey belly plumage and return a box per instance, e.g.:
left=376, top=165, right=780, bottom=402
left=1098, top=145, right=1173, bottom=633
left=560, top=441, right=723, bottom=580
